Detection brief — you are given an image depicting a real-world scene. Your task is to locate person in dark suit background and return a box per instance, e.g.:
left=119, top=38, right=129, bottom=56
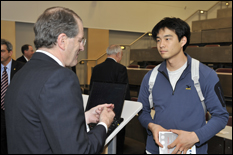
left=4, top=6, right=115, bottom=154
left=16, top=44, right=34, bottom=63
left=1, top=39, right=24, bottom=154
left=90, top=44, right=131, bottom=154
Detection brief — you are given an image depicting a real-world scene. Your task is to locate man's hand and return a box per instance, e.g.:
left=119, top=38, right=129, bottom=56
left=85, top=104, right=114, bottom=124
left=99, top=106, right=115, bottom=128
left=167, top=129, right=199, bottom=154
left=148, top=123, right=170, bottom=148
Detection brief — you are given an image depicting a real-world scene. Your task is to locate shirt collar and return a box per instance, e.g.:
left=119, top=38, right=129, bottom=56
left=107, top=57, right=117, bottom=62
left=36, top=50, right=64, bottom=67
left=23, top=55, right=29, bottom=61
left=158, top=53, right=192, bottom=76
left=1, top=59, right=12, bottom=71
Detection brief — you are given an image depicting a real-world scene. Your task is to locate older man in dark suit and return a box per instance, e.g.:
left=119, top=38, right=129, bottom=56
left=5, top=7, right=115, bottom=154
left=1, top=39, right=24, bottom=154
left=90, top=44, right=131, bottom=154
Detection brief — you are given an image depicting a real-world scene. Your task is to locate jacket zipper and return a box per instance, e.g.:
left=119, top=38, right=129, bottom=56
left=161, top=63, right=190, bottom=95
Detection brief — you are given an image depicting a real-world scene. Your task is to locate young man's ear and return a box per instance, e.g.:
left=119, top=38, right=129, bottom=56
left=181, top=36, right=187, bottom=47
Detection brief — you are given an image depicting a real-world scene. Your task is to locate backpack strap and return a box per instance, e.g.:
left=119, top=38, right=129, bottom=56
left=148, top=64, right=161, bottom=109
left=191, top=58, right=206, bottom=114
left=148, top=59, right=206, bottom=114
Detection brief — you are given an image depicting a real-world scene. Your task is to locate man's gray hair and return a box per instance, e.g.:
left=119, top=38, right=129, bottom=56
left=1, top=39, right=13, bottom=52
left=34, top=6, right=82, bottom=49
left=106, top=44, right=121, bottom=55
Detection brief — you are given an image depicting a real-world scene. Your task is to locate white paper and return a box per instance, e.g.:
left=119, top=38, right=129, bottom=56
left=159, top=131, right=196, bottom=154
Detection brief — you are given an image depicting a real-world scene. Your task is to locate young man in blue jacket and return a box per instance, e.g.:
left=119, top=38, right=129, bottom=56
left=138, top=17, right=229, bottom=154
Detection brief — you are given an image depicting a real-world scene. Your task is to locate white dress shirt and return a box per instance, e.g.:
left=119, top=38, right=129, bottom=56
left=1, top=59, right=12, bottom=85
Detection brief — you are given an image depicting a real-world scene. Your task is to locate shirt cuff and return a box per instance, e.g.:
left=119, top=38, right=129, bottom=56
left=86, top=123, right=90, bottom=132
left=97, top=122, right=108, bottom=133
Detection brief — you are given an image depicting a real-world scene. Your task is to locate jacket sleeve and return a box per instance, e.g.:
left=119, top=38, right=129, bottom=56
left=38, top=68, right=106, bottom=154
left=137, top=71, right=154, bottom=135
left=194, top=69, right=229, bottom=146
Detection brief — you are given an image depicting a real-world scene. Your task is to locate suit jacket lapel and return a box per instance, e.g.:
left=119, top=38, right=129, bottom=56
left=10, top=60, right=17, bottom=80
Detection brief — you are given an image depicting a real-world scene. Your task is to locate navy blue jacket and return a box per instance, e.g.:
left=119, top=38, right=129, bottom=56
left=138, top=54, right=229, bottom=154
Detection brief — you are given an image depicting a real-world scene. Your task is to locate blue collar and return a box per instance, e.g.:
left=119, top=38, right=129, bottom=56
left=158, top=53, right=192, bottom=78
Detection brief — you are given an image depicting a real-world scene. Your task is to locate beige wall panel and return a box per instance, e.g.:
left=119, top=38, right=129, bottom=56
left=217, top=8, right=232, bottom=18
left=202, top=28, right=232, bottom=43
left=190, top=31, right=202, bottom=44
left=130, top=46, right=232, bottom=63
left=1, top=20, right=16, bottom=60
left=87, top=28, right=109, bottom=85
left=192, top=17, right=232, bottom=32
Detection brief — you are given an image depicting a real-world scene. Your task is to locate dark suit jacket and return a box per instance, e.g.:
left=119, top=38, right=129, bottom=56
left=5, top=52, right=106, bottom=154
left=90, top=58, right=130, bottom=100
left=1, top=59, right=24, bottom=154
left=10, top=59, right=25, bottom=80
left=16, top=55, right=27, bottom=63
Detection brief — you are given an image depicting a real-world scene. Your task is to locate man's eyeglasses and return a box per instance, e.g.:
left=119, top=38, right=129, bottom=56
left=81, top=38, right=86, bottom=46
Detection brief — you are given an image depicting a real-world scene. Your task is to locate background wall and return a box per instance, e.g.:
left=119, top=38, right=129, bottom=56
left=2, top=1, right=231, bottom=33
left=15, top=22, right=36, bottom=58
left=5, top=22, right=152, bottom=85
left=87, top=28, right=109, bottom=85
left=1, top=1, right=231, bottom=85
left=1, top=20, right=16, bottom=59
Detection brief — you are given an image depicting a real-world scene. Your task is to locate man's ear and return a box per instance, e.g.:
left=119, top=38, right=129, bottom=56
left=9, top=50, right=13, bottom=57
left=181, top=36, right=187, bottom=47
left=116, top=52, right=120, bottom=57
left=57, top=33, right=67, bottom=50
left=115, top=52, right=121, bottom=63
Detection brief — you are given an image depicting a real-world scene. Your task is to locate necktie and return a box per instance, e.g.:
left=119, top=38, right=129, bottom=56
left=1, top=67, right=8, bottom=110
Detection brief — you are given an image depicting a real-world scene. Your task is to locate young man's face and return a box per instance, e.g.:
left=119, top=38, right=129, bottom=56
left=156, top=27, right=185, bottom=61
